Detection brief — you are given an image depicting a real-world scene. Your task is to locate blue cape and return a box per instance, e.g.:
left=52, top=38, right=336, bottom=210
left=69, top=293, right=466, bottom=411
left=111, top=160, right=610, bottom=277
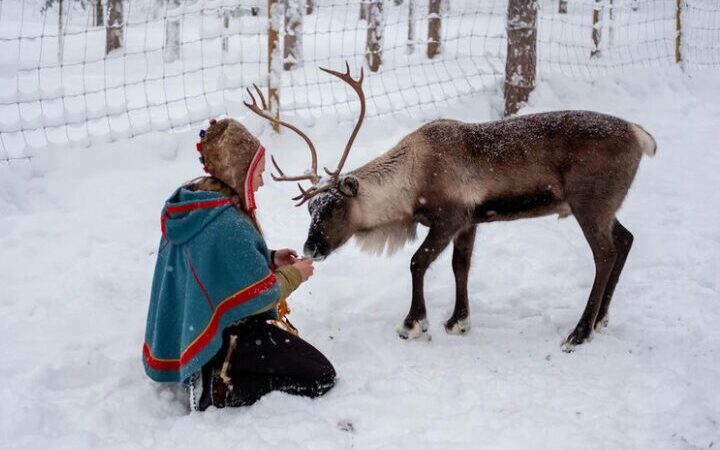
left=143, top=188, right=280, bottom=383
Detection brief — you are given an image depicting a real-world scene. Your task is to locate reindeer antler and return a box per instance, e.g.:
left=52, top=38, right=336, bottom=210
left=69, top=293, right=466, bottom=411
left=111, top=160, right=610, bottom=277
left=243, top=62, right=366, bottom=206
left=318, top=62, right=365, bottom=179
left=243, top=84, right=320, bottom=185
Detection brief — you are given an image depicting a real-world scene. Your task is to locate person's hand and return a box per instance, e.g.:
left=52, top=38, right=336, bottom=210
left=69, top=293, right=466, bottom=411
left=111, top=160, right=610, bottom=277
left=292, top=258, right=315, bottom=282
left=273, top=248, right=298, bottom=268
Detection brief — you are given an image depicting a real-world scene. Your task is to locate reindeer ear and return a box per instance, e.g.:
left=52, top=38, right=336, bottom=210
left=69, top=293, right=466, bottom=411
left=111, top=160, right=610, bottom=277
left=339, top=176, right=359, bottom=197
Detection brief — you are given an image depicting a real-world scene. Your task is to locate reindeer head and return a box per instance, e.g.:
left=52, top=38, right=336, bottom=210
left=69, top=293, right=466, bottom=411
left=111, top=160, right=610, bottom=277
left=302, top=175, right=361, bottom=260
left=244, top=62, right=365, bottom=260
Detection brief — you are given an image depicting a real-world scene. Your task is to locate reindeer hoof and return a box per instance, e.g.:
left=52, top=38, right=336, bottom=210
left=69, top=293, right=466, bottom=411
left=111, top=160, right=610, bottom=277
left=397, top=318, right=428, bottom=339
left=562, top=327, right=593, bottom=352
left=444, top=317, right=471, bottom=335
left=594, top=313, right=609, bottom=332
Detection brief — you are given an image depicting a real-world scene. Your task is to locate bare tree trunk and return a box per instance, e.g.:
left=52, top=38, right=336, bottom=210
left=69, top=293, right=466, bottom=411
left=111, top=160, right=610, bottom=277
left=675, top=0, right=683, bottom=66
left=164, top=0, right=182, bottom=62
left=306, top=0, right=314, bottom=15
left=58, top=0, right=64, bottom=63
left=222, top=8, right=230, bottom=52
left=591, top=0, right=602, bottom=58
left=427, top=0, right=441, bottom=58
left=504, top=0, right=537, bottom=116
left=559, top=0, right=567, bottom=14
left=366, top=1, right=384, bottom=72
left=608, top=0, right=614, bottom=48
left=95, top=0, right=104, bottom=26
left=105, top=0, right=123, bottom=55
left=268, top=0, right=282, bottom=132
left=284, top=0, right=303, bottom=70
left=407, top=0, right=415, bottom=54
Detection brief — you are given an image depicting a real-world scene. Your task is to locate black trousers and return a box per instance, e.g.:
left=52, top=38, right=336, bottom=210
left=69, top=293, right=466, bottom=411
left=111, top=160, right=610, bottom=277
left=199, top=314, right=336, bottom=409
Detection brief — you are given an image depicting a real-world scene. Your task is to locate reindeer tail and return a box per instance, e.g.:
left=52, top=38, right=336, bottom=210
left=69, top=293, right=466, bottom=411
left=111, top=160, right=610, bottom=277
left=631, top=123, right=657, bottom=157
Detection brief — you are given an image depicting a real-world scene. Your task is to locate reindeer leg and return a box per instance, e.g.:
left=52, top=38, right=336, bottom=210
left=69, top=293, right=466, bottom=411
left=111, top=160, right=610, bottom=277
left=563, top=212, right=618, bottom=352
left=397, top=225, right=456, bottom=339
left=594, top=219, right=634, bottom=331
left=445, top=225, right=477, bottom=335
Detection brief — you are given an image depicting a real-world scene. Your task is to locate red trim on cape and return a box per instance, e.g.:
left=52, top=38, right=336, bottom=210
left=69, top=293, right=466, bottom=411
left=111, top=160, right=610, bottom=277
left=143, top=273, right=277, bottom=372
left=161, top=197, right=233, bottom=238
left=183, top=247, right=214, bottom=311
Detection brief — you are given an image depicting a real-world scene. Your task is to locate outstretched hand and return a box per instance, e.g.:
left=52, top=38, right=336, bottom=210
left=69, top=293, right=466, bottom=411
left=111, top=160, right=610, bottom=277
left=273, top=248, right=299, bottom=268
left=292, top=258, right=314, bottom=282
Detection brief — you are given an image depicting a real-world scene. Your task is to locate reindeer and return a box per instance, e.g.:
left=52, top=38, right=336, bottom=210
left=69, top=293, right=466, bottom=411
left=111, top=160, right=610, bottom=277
left=244, top=63, right=656, bottom=351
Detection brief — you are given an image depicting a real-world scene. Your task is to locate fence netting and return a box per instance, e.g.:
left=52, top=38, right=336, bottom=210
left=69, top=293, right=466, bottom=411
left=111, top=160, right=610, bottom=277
left=1, top=0, right=718, bottom=163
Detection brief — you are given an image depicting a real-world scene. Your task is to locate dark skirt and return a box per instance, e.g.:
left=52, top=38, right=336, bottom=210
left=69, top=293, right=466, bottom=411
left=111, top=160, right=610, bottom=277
left=195, top=314, right=336, bottom=410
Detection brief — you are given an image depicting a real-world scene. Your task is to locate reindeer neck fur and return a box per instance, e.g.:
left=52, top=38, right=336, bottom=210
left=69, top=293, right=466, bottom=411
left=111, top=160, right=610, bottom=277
left=347, top=141, right=421, bottom=255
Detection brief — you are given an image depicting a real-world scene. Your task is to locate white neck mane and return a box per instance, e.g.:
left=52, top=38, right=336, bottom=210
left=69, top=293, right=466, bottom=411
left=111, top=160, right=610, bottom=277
left=349, top=145, right=421, bottom=256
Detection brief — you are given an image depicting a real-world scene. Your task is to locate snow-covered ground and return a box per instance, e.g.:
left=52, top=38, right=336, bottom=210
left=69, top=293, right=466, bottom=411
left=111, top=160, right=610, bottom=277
left=1, top=69, right=719, bottom=449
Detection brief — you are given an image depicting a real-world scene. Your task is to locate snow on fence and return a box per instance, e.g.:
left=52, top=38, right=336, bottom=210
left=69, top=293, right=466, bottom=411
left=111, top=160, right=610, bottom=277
left=0, top=0, right=718, bottom=163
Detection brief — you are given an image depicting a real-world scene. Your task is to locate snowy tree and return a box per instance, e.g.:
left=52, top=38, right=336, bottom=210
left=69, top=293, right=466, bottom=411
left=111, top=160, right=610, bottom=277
left=40, top=0, right=67, bottom=63
left=504, top=0, right=537, bottom=116
left=427, top=0, right=441, bottom=58
left=222, top=8, right=230, bottom=53
left=360, top=1, right=369, bottom=21
left=164, top=0, right=182, bottom=63
left=93, top=0, right=103, bottom=26
left=268, top=0, right=283, bottom=131
left=106, top=0, right=123, bottom=55
left=366, top=1, right=384, bottom=71
left=407, top=0, right=415, bottom=54
left=58, top=0, right=64, bottom=63
left=284, top=0, right=304, bottom=70
left=591, top=0, right=603, bottom=58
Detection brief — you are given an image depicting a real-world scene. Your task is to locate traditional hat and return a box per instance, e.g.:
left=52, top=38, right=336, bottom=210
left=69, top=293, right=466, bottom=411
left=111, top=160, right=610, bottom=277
left=195, top=118, right=266, bottom=212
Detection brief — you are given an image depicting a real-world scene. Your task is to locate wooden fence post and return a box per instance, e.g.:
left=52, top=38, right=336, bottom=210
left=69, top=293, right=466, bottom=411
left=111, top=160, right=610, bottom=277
left=366, top=1, right=384, bottom=72
left=106, top=0, right=124, bottom=54
left=427, top=0, right=441, bottom=58
left=268, top=0, right=282, bottom=132
left=284, top=0, right=303, bottom=70
left=504, top=0, right=537, bottom=116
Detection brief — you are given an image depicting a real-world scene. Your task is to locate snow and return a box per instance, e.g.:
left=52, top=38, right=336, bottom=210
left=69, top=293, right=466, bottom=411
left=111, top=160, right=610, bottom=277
left=1, top=67, right=719, bottom=449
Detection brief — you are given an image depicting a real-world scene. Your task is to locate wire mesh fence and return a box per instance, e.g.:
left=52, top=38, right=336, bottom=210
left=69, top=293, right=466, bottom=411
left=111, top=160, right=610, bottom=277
left=0, top=0, right=718, bottom=164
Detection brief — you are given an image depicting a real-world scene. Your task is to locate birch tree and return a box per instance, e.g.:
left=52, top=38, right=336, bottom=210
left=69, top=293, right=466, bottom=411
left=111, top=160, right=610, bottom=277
left=366, top=1, right=384, bottom=71
left=284, top=0, right=303, bottom=70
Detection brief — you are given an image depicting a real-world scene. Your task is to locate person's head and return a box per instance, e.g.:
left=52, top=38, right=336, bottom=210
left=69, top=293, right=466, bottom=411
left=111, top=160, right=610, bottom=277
left=197, top=118, right=266, bottom=211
